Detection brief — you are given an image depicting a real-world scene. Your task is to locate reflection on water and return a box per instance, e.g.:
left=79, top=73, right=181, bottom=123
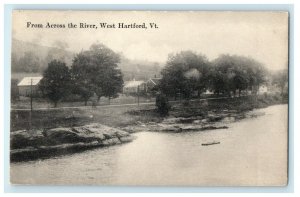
left=10, top=105, right=288, bottom=186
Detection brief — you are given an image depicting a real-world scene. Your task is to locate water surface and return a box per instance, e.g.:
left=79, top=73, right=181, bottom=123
left=10, top=105, right=288, bottom=186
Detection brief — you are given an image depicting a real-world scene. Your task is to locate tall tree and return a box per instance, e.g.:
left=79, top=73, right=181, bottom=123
left=211, top=54, right=266, bottom=96
left=71, top=43, right=123, bottom=105
left=160, top=51, right=210, bottom=99
left=272, top=69, right=288, bottom=95
left=71, top=52, right=96, bottom=106
left=39, top=60, right=71, bottom=107
left=101, top=68, right=124, bottom=103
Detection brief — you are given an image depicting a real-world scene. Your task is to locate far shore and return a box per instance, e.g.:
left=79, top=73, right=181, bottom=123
left=11, top=94, right=287, bottom=131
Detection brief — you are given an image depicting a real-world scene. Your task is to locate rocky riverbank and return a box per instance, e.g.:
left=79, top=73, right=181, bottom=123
left=10, top=95, right=282, bottom=162
left=122, top=107, right=265, bottom=133
left=10, top=123, right=135, bottom=162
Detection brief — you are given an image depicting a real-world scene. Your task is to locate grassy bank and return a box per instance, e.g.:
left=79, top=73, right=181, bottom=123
left=128, top=93, right=287, bottom=120
left=169, top=93, right=287, bottom=118
left=11, top=104, right=159, bottom=131
left=11, top=93, right=287, bottom=132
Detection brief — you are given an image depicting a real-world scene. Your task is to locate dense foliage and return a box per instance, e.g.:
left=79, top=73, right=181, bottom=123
left=271, top=69, right=288, bottom=96
left=160, top=51, right=269, bottom=99
left=32, top=46, right=287, bottom=108
left=39, top=43, right=124, bottom=106
left=71, top=43, right=123, bottom=105
left=39, top=60, right=71, bottom=107
left=211, top=54, right=267, bottom=96
left=160, top=51, right=210, bottom=99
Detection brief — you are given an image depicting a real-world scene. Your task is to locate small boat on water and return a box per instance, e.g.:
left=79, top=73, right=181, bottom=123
left=201, top=141, right=220, bottom=146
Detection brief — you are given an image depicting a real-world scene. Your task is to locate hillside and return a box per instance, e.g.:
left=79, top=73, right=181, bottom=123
left=11, top=39, right=163, bottom=81
left=11, top=39, right=74, bottom=73
left=119, top=56, right=162, bottom=81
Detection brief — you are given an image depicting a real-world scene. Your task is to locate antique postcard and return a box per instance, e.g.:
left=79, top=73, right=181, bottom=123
left=10, top=10, right=288, bottom=186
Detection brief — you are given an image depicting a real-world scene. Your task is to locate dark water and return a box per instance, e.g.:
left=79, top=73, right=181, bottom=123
left=10, top=105, right=287, bottom=186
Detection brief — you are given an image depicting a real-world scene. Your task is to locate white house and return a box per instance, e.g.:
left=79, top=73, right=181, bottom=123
left=203, top=90, right=214, bottom=95
left=17, top=76, right=43, bottom=97
left=258, top=85, right=268, bottom=95
left=123, top=80, right=146, bottom=94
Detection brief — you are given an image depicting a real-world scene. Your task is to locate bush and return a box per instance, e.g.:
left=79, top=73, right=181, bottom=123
left=155, top=93, right=170, bottom=116
left=182, top=100, right=190, bottom=106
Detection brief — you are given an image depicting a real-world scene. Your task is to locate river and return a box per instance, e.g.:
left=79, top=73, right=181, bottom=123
left=10, top=104, right=288, bottom=186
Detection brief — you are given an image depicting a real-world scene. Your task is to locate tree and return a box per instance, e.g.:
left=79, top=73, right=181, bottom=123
left=12, top=51, right=40, bottom=73
left=156, top=93, right=170, bottom=116
left=245, top=58, right=267, bottom=95
left=100, top=67, right=124, bottom=104
left=160, top=51, right=210, bottom=100
left=208, top=69, right=230, bottom=95
left=211, top=54, right=267, bottom=96
left=39, top=60, right=71, bottom=107
left=272, top=69, right=288, bottom=95
left=71, top=52, right=96, bottom=106
left=233, top=73, right=249, bottom=96
left=71, top=43, right=123, bottom=105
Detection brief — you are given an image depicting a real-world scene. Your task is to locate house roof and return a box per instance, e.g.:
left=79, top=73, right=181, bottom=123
left=17, top=77, right=43, bottom=86
left=147, top=78, right=161, bottom=85
left=124, top=80, right=144, bottom=88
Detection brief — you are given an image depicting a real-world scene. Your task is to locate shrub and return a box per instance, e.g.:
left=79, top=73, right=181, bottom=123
left=155, top=93, right=170, bottom=116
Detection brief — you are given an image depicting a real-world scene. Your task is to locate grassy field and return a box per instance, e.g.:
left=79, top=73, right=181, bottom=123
left=11, top=104, right=160, bottom=131
left=11, top=93, right=287, bottom=132
left=11, top=93, right=226, bottom=109
left=11, top=94, right=155, bottom=109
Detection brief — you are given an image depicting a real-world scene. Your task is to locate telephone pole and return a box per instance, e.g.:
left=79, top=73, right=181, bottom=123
left=30, top=79, right=33, bottom=111
left=29, top=78, right=33, bottom=129
left=137, top=85, right=140, bottom=106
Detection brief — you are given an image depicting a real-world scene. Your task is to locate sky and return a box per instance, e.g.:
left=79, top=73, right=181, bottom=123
left=12, top=11, right=289, bottom=71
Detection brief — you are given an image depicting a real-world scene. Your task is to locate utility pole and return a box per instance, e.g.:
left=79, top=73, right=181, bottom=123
left=29, top=78, right=33, bottom=129
left=137, top=85, right=140, bottom=106
left=30, top=78, right=33, bottom=111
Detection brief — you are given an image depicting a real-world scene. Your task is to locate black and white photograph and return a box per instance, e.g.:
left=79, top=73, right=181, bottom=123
left=10, top=10, right=289, bottom=186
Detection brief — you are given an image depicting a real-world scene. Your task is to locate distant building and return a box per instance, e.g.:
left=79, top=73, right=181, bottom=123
left=258, top=85, right=268, bottom=95
left=123, top=80, right=146, bottom=94
left=17, top=76, right=43, bottom=97
left=203, top=90, right=214, bottom=95
left=146, top=78, right=161, bottom=92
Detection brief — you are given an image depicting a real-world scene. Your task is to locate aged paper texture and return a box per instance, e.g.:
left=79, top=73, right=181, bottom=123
left=10, top=11, right=288, bottom=186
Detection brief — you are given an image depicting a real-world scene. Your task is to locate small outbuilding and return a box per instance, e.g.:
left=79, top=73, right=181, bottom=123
left=145, top=78, right=161, bottom=92
left=17, top=76, right=43, bottom=97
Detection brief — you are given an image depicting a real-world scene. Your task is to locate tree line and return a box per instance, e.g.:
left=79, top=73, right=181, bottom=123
left=159, top=51, right=286, bottom=99
left=38, top=44, right=287, bottom=107
left=39, top=43, right=123, bottom=107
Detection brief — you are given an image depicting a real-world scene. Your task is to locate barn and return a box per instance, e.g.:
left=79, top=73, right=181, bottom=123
left=17, top=76, right=43, bottom=97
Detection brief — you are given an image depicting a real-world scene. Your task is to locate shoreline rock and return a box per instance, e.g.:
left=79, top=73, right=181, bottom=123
left=10, top=108, right=266, bottom=162
left=10, top=123, right=135, bottom=162
left=122, top=122, right=229, bottom=133
left=121, top=107, right=265, bottom=133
